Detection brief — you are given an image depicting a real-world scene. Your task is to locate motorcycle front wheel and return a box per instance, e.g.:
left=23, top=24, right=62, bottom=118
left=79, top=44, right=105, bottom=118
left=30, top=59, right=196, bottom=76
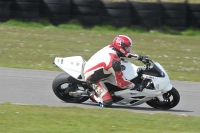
left=146, top=87, right=180, bottom=110
left=52, top=73, right=89, bottom=103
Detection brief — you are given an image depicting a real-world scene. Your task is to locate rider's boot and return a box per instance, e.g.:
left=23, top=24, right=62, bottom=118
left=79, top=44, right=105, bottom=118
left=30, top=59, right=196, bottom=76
left=86, top=88, right=113, bottom=108
left=86, top=88, right=102, bottom=104
left=86, top=88, right=96, bottom=102
left=86, top=82, right=113, bottom=107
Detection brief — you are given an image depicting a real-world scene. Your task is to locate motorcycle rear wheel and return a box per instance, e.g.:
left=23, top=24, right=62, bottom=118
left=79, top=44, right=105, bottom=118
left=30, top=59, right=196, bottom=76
left=146, top=87, right=180, bottom=110
left=52, top=73, right=89, bottom=103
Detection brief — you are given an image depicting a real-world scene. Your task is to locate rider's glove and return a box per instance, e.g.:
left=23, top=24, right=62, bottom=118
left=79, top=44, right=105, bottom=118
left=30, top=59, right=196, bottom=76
left=138, top=55, right=148, bottom=61
left=126, top=83, right=135, bottom=90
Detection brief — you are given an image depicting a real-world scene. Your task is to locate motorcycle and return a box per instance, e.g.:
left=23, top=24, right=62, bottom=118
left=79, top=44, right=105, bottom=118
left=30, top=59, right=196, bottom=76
left=52, top=56, right=180, bottom=109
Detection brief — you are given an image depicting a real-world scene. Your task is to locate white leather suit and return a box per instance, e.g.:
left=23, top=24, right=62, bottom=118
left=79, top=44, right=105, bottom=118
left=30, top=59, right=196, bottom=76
left=84, top=44, right=140, bottom=107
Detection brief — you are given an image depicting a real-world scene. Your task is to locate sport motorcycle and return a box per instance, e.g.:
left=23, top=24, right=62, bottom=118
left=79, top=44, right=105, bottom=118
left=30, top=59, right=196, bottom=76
left=52, top=56, right=180, bottom=109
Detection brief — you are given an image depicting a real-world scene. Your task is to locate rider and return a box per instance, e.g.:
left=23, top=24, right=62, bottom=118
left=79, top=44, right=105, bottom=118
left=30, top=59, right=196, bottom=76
left=84, top=35, right=148, bottom=107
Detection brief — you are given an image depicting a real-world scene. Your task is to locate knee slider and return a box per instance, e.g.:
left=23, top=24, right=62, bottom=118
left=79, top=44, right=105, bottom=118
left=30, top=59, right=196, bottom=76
left=103, top=99, right=113, bottom=107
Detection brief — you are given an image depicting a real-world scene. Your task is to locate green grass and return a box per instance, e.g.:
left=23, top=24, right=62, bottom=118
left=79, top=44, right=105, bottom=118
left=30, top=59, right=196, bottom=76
left=0, top=20, right=200, bottom=82
left=0, top=103, right=200, bottom=133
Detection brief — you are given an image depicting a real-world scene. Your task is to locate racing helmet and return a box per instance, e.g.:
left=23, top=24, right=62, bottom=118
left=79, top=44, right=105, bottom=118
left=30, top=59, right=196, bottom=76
left=113, top=35, right=132, bottom=57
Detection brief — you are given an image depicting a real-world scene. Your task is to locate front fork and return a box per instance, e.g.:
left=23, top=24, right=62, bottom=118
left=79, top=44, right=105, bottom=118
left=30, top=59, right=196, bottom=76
left=157, top=95, right=164, bottom=101
left=156, top=83, right=173, bottom=102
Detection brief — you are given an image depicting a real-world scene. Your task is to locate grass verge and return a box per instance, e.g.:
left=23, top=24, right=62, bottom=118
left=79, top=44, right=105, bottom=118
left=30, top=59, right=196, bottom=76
left=0, top=103, right=200, bottom=133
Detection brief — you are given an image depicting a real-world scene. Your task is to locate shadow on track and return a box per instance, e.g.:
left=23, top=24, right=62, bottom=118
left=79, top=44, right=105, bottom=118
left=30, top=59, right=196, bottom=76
left=80, top=101, right=193, bottom=114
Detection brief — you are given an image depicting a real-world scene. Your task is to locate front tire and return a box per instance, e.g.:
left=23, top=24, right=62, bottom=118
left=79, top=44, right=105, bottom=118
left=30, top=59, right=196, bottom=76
left=52, top=73, right=89, bottom=103
left=146, top=87, right=180, bottom=110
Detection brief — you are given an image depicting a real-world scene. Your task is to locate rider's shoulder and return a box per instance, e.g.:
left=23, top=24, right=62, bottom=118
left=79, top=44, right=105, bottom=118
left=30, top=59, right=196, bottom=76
left=108, top=51, right=120, bottom=61
left=100, top=44, right=119, bottom=59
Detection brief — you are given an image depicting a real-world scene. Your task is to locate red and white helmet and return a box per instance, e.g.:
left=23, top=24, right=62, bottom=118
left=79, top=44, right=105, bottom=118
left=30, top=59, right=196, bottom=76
left=113, top=35, right=132, bottom=57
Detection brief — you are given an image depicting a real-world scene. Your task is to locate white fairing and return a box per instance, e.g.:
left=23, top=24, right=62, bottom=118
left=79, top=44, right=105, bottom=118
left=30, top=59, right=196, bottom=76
left=54, top=56, right=86, bottom=81
left=120, top=61, right=138, bottom=80
left=114, top=89, right=161, bottom=105
left=141, top=62, right=172, bottom=93
left=112, top=62, right=173, bottom=105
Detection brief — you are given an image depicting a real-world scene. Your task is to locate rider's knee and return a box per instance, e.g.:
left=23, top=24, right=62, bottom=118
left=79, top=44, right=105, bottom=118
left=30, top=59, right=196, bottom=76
left=102, top=92, right=112, bottom=107
left=103, top=99, right=113, bottom=107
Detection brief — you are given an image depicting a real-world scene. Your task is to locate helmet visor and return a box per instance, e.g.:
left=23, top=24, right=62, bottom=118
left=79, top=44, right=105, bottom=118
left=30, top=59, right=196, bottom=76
left=125, top=46, right=132, bottom=53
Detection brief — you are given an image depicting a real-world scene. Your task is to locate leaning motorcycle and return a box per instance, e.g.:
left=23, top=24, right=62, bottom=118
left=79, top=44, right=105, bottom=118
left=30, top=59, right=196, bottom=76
left=52, top=56, right=180, bottom=109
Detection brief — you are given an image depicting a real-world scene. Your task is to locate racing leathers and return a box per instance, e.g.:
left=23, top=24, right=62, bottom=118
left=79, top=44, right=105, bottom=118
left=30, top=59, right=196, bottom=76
left=84, top=44, right=142, bottom=107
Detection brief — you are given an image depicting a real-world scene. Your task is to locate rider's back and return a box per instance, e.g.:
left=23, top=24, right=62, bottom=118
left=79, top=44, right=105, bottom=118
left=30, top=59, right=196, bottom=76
left=84, top=45, right=118, bottom=78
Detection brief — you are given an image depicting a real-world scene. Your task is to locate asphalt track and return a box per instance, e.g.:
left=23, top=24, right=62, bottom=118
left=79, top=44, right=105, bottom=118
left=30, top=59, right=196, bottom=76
left=0, top=67, right=200, bottom=117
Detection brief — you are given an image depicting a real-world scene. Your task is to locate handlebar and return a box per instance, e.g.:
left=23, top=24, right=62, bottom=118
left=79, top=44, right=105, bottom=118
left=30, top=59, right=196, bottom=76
left=142, top=58, right=153, bottom=70
left=120, top=57, right=154, bottom=70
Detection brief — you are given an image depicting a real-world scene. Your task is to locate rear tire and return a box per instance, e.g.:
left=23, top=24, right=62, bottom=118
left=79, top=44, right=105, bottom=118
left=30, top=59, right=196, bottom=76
left=146, top=87, right=180, bottom=110
left=52, top=73, right=89, bottom=103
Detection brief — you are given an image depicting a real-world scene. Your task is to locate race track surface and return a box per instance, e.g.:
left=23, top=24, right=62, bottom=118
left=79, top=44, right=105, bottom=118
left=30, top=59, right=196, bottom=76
left=0, top=67, right=200, bottom=116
